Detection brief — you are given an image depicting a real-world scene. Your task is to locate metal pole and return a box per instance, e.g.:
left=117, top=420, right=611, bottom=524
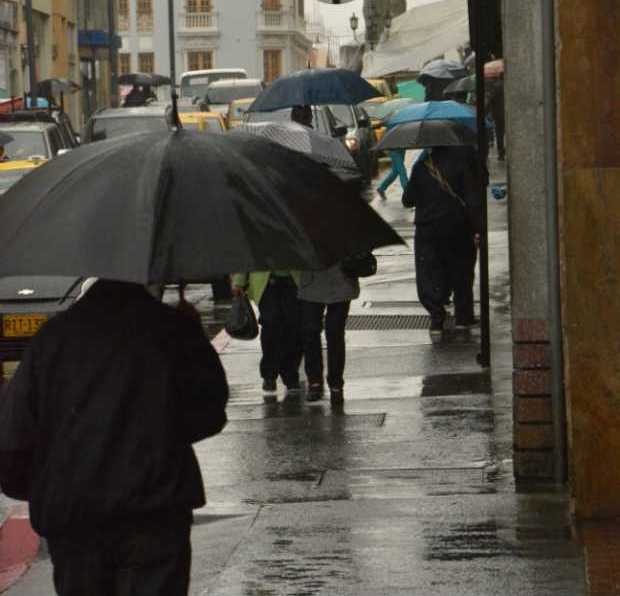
left=541, top=0, right=567, bottom=483
left=25, top=0, right=37, bottom=107
left=108, top=0, right=119, bottom=107
left=471, top=0, right=491, bottom=368
left=168, top=0, right=176, bottom=86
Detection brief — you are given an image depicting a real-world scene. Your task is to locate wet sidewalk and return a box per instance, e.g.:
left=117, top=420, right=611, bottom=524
left=5, top=158, right=588, bottom=595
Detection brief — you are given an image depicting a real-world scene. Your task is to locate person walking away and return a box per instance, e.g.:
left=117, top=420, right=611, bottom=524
left=377, top=149, right=408, bottom=200
left=402, top=146, right=483, bottom=337
left=0, top=279, right=229, bottom=596
left=291, top=104, right=313, bottom=128
left=123, top=84, right=149, bottom=107
left=231, top=271, right=302, bottom=394
left=299, top=265, right=360, bottom=403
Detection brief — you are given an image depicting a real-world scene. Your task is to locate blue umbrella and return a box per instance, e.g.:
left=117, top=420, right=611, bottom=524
left=249, top=68, right=381, bottom=112
left=387, top=100, right=478, bottom=131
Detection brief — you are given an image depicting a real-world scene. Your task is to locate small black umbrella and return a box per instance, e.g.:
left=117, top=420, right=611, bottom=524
left=443, top=75, right=476, bottom=96
left=0, top=131, right=403, bottom=284
left=118, top=73, right=172, bottom=87
left=249, top=68, right=381, bottom=112
left=375, top=119, right=477, bottom=152
left=417, top=59, right=468, bottom=84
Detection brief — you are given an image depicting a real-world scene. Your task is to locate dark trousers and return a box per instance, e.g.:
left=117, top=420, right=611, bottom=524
left=258, top=277, right=302, bottom=386
left=48, top=514, right=192, bottom=596
left=301, top=301, right=350, bottom=389
left=415, top=219, right=476, bottom=325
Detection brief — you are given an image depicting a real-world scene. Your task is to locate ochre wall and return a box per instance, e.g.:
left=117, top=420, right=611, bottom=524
left=556, top=0, right=620, bottom=518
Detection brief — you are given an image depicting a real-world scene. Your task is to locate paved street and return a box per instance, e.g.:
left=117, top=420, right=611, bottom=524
left=4, top=159, right=587, bottom=595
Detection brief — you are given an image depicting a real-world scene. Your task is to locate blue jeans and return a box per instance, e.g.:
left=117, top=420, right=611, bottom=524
left=378, top=150, right=408, bottom=193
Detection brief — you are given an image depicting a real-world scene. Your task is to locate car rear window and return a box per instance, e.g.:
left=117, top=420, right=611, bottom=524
left=91, top=116, right=169, bottom=141
left=329, top=105, right=355, bottom=128
left=206, top=83, right=263, bottom=105
left=0, top=131, right=48, bottom=160
left=245, top=108, right=330, bottom=136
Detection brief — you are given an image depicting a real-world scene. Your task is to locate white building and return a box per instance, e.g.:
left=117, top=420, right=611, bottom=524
left=118, top=0, right=312, bottom=84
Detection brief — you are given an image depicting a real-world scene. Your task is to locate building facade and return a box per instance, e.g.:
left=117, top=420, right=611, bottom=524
left=0, top=1, right=19, bottom=100
left=118, top=0, right=312, bottom=84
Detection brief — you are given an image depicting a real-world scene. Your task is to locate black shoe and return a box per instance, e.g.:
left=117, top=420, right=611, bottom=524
left=262, top=379, right=277, bottom=393
left=455, top=317, right=480, bottom=330
left=306, top=383, right=324, bottom=402
left=285, top=381, right=301, bottom=395
left=329, top=387, right=344, bottom=403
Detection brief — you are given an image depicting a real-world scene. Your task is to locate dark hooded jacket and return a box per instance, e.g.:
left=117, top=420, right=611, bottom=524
left=402, top=146, right=485, bottom=234
left=0, top=280, right=228, bottom=538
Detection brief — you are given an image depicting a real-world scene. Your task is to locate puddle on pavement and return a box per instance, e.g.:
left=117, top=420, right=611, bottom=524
left=425, top=521, right=512, bottom=561
left=421, top=372, right=492, bottom=396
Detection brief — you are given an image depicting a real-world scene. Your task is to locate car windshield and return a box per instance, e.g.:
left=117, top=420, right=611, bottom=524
left=204, top=118, right=224, bottom=133
left=0, top=168, right=31, bottom=195
left=328, top=105, right=355, bottom=128
left=181, top=72, right=247, bottom=99
left=91, top=116, right=169, bottom=141
left=0, top=131, right=48, bottom=160
left=207, top=84, right=262, bottom=105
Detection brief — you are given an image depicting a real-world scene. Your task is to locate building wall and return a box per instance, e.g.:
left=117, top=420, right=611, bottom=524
left=555, top=0, right=620, bottom=519
left=502, top=0, right=556, bottom=480
left=0, top=1, right=20, bottom=99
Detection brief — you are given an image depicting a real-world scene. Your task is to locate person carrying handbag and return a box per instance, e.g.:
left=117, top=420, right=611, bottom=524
left=402, top=146, right=484, bottom=337
left=231, top=271, right=302, bottom=394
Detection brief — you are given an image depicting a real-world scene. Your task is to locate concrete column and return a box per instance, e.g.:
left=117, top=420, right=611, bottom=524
left=502, top=0, right=555, bottom=479
left=555, top=0, right=620, bottom=519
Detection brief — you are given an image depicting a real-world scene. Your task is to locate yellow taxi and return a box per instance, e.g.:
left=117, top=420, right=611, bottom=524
left=0, top=158, right=46, bottom=195
left=179, top=111, right=226, bottom=134
left=226, top=98, right=254, bottom=129
left=359, top=96, right=389, bottom=143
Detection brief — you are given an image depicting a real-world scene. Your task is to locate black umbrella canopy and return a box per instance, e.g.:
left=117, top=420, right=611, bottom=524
left=443, top=75, right=476, bottom=96
left=118, top=73, right=172, bottom=87
left=249, top=68, right=381, bottom=112
left=375, top=119, right=477, bottom=152
left=0, top=131, right=403, bottom=284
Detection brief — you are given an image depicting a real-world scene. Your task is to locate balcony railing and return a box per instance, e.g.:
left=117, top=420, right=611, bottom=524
left=258, top=9, right=306, bottom=34
left=178, top=11, right=218, bottom=32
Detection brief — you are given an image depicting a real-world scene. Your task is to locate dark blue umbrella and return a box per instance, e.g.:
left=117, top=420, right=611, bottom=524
left=249, top=68, right=381, bottom=112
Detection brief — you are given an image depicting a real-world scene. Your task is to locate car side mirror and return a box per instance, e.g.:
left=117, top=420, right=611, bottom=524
left=334, top=125, right=348, bottom=138
left=57, top=148, right=72, bottom=156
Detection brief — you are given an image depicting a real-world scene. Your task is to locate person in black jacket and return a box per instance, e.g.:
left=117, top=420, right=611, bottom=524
left=402, top=146, right=483, bottom=336
left=0, top=279, right=228, bottom=596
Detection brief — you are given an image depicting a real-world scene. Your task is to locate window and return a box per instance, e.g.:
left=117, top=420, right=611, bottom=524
left=298, top=0, right=304, bottom=17
left=187, top=0, right=211, bottom=12
left=138, top=52, right=154, bottom=73
left=137, top=0, right=153, bottom=31
left=187, top=50, right=213, bottom=71
left=118, top=0, right=129, bottom=30
left=119, top=53, right=131, bottom=75
left=263, top=49, right=282, bottom=83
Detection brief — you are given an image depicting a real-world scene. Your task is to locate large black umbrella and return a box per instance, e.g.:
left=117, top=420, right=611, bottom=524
left=118, top=73, right=172, bottom=87
left=375, top=119, right=477, bottom=152
left=249, top=69, right=381, bottom=112
left=0, top=131, right=403, bottom=284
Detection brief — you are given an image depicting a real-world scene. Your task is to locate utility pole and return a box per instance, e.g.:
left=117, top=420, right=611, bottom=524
left=168, top=0, right=176, bottom=87
left=108, top=0, right=119, bottom=107
left=25, top=0, right=37, bottom=107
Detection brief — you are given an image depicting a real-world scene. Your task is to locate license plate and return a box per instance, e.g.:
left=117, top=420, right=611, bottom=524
left=2, top=314, right=48, bottom=338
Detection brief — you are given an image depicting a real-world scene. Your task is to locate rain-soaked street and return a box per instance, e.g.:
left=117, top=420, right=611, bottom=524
left=4, top=158, right=586, bottom=595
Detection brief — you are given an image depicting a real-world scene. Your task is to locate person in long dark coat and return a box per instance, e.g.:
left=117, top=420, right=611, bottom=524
left=0, top=279, right=229, bottom=596
left=402, top=146, right=483, bottom=335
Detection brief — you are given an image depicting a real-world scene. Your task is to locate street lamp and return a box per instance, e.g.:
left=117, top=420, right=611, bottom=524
left=349, top=12, right=359, bottom=41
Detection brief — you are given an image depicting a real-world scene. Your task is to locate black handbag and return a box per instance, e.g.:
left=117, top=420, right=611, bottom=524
left=341, top=252, right=378, bottom=278
left=225, top=294, right=259, bottom=340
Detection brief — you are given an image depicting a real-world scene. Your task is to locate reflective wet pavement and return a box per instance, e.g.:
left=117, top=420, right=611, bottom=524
left=6, top=157, right=586, bottom=595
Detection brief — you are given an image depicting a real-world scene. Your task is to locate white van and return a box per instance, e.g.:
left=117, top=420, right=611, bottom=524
left=180, top=68, right=248, bottom=101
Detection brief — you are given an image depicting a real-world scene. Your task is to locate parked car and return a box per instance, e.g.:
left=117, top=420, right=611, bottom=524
left=0, top=109, right=79, bottom=149
left=0, top=157, right=83, bottom=367
left=82, top=105, right=174, bottom=143
left=180, top=68, right=248, bottom=102
left=244, top=105, right=347, bottom=140
left=205, top=79, right=264, bottom=118
left=179, top=111, right=226, bottom=133
left=0, top=121, right=73, bottom=161
left=226, top=98, right=255, bottom=129
left=329, top=104, right=378, bottom=180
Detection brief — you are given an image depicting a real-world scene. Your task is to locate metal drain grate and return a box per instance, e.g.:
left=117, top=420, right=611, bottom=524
left=346, top=314, right=453, bottom=330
